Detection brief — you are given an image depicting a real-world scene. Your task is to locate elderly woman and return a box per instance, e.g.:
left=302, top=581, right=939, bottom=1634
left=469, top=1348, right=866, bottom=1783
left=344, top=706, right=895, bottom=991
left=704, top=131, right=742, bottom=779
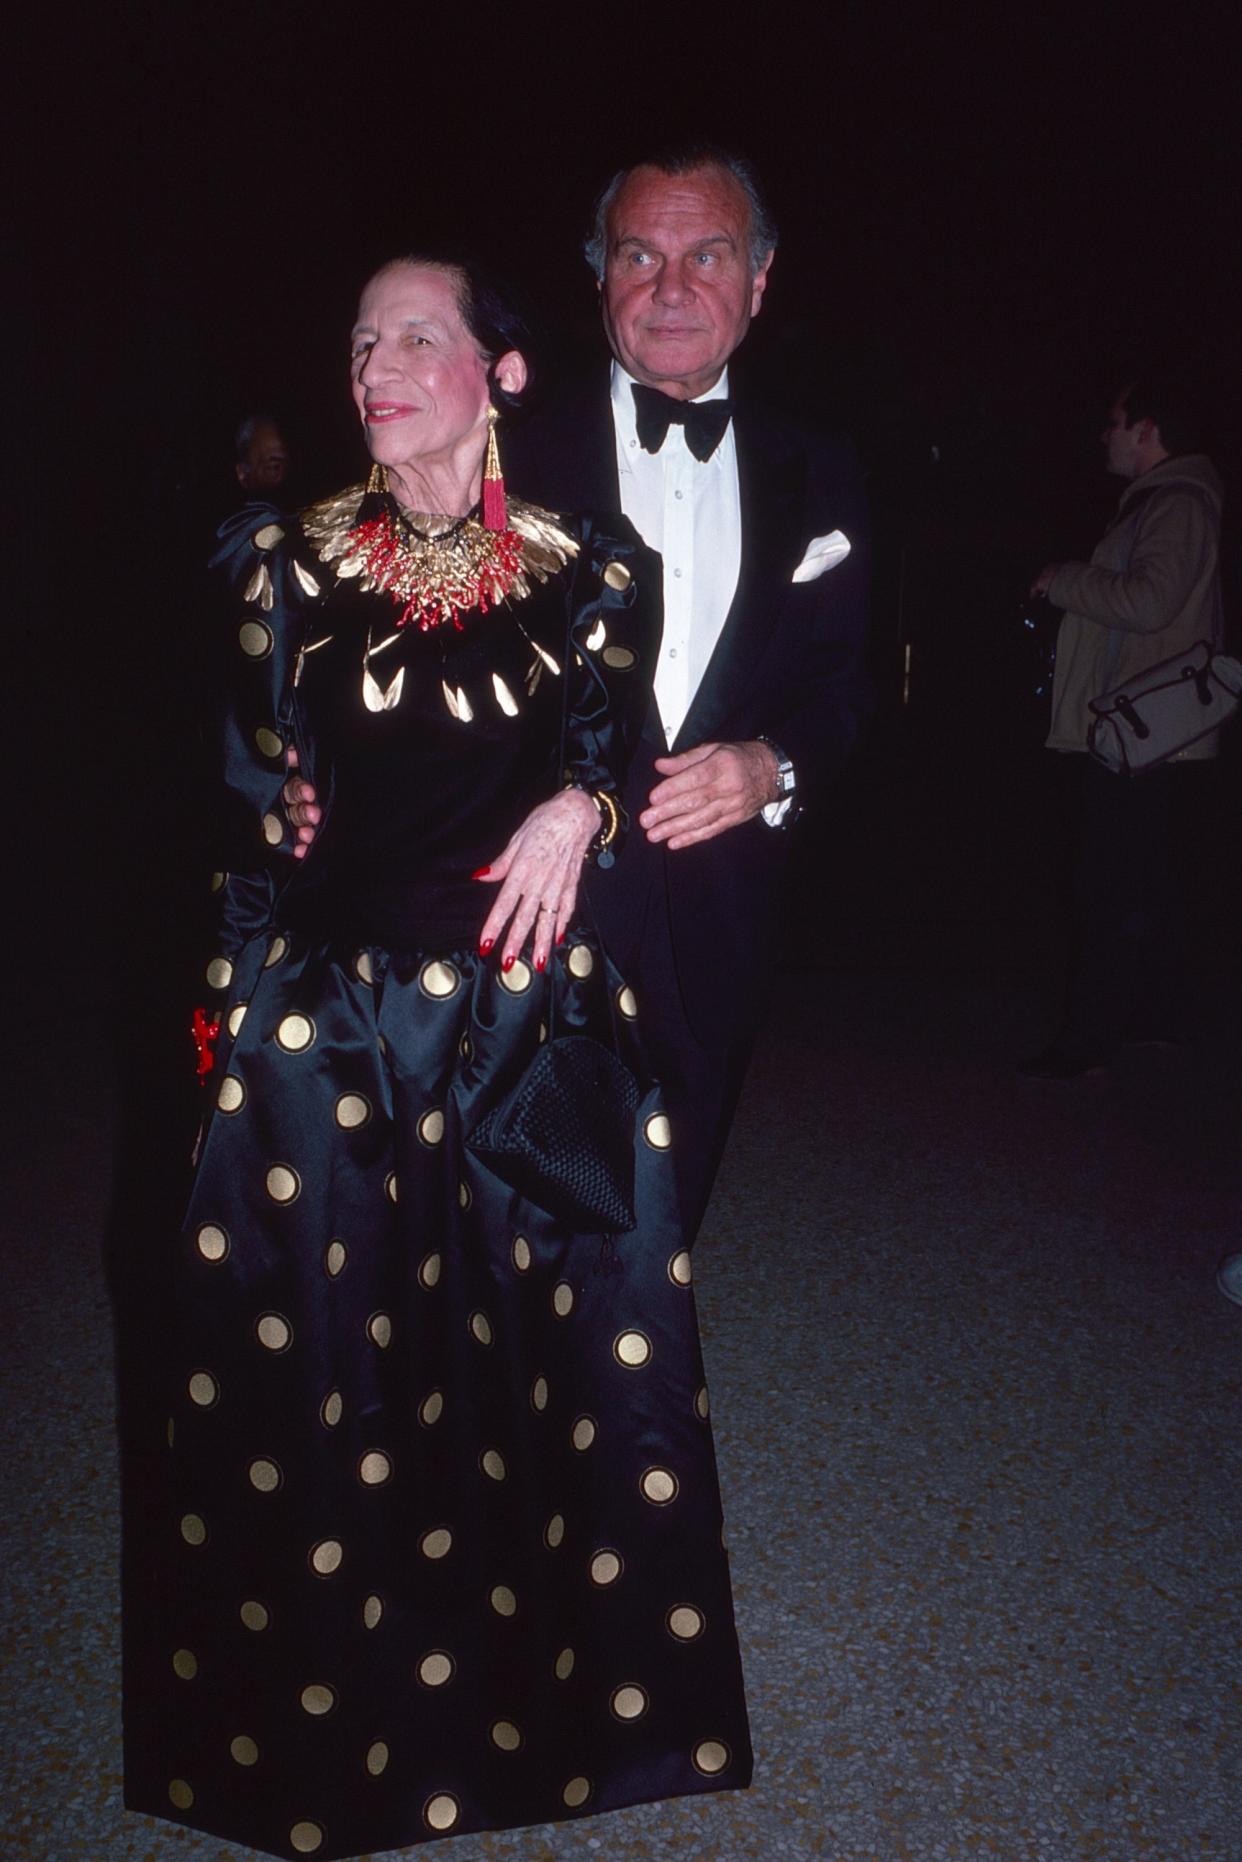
left=123, top=255, right=751, bottom=1859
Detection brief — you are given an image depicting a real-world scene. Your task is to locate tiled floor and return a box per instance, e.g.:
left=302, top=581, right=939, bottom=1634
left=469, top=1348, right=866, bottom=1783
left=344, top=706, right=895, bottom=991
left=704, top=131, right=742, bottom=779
left=3, top=971, right=1239, bottom=1860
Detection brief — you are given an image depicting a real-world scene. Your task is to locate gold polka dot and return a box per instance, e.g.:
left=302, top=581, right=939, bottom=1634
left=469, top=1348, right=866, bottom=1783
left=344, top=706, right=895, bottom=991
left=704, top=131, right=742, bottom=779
left=602, top=559, right=632, bottom=591
left=566, top=943, right=594, bottom=978
left=325, top=1239, right=347, bottom=1277
left=693, top=1739, right=730, bottom=1776
left=216, top=1073, right=245, bottom=1114
left=168, top=1779, right=194, bottom=1811
left=256, top=1312, right=292, bottom=1352
left=420, top=1527, right=452, bottom=1560
left=695, top=1384, right=710, bottom=1420
left=265, top=934, right=289, bottom=968
left=590, top=1549, right=622, bottom=1587
left=238, top=620, right=273, bottom=659
left=562, top=1775, right=592, bottom=1809
left=459, top=1031, right=472, bottom=1059
left=358, top=1450, right=391, bottom=1487
left=419, top=959, right=460, bottom=999
left=240, top=1599, right=270, bottom=1632
left=205, top=956, right=233, bottom=991
left=418, top=1650, right=454, bottom=1687
left=481, top=1448, right=506, bottom=1482
left=571, top=1416, right=596, bottom=1453
left=262, top=812, right=283, bottom=847
left=320, top=1385, right=343, bottom=1427
left=611, top=1683, right=648, bottom=1721
left=489, top=1584, right=517, bottom=1617
left=602, top=645, right=637, bottom=670
left=418, top=1250, right=442, bottom=1289
left=310, top=1539, right=343, bottom=1577
left=511, top=1234, right=531, bottom=1272
left=641, top=1466, right=679, bottom=1505
left=614, top=1330, right=652, bottom=1369
left=470, top=1310, right=493, bottom=1347
left=418, top=1108, right=444, bottom=1146
left=544, top=1512, right=565, bottom=1549
left=255, top=726, right=284, bottom=759
left=617, top=984, right=638, bottom=1019
left=195, top=1223, right=229, bottom=1262
left=187, top=1370, right=218, bottom=1408
left=643, top=1112, right=672, bottom=1150
left=275, top=1012, right=314, bottom=1052
left=419, top=1389, right=444, bottom=1427
left=180, top=1513, right=207, bottom=1546
left=458, top=1179, right=472, bottom=1210
left=362, top=1594, right=383, bottom=1630
left=227, top=1002, right=248, bottom=1038
left=265, top=1165, right=301, bottom=1204
left=667, top=1604, right=706, bottom=1641
left=210, top=870, right=226, bottom=893
left=552, top=1281, right=574, bottom=1318
left=668, top=1250, right=693, bottom=1287
left=336, top=1092, right=371, bottom=1130
left=499, top=957, right=532, bottom=993
left=289, top=1820, right=324, bottom=1854
left=385, top=1173, right=399, bottom=1204
left=365, top=1740, right=389, bottom=1777
left=248, top=1458, right=282, bottom=1493
left=530, top=1374, right=548, bottom=1412
left=254, top=523, right=284, bottom=551
left=230, top=1735, right=259, bottom=1767
left=300, top=1683, right=336, bottom=1717
left=355, top=949, right=374, bottom=985
left=424, top=1795, right=460, bottom=1833
left=554, top=1646, right=575, bottom=1681
left=367, top=1312, right=392, bottom=1349
left=172, top=1648, right=198, bottom=1680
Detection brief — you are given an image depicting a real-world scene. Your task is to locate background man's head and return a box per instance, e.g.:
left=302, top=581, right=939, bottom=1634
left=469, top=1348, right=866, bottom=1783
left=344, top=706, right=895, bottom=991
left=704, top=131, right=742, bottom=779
left=235, top=416, right=291, bottom=496
left=586, top=146, right=777, bottom=401
left=1101, top=375, right=1209, bottom=479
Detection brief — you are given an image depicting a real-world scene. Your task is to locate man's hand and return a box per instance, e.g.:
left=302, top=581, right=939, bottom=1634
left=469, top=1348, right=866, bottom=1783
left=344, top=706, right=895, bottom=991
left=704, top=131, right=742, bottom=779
left=640, top=741, right=779, bottom=850
left=282, top=746, right=320, bottom=860
left=1029, top=563, right=1061, bottom=599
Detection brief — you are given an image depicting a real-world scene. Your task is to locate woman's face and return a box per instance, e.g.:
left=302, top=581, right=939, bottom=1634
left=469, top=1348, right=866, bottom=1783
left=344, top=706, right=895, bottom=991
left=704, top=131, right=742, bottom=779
left=350, top=263, right=493, bottom=472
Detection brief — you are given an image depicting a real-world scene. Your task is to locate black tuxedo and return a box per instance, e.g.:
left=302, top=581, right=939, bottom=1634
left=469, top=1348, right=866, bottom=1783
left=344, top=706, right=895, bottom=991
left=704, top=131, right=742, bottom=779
left=507, top=368, right=871, bottom=1230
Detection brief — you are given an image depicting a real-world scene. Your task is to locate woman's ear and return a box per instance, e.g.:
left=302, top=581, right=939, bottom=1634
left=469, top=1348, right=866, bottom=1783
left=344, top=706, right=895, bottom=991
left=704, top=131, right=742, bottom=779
left=493, top=349, right=529, bottom=398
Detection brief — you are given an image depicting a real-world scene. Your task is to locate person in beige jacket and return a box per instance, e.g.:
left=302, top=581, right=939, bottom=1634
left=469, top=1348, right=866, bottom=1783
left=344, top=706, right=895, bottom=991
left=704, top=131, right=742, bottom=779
left=1022, top=377, right=1223, bottom=1078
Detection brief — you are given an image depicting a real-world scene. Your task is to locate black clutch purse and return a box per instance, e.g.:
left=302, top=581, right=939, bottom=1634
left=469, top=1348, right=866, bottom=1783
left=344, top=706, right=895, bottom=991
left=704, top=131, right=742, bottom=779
left=468, top=1031, right=640, bottom=1232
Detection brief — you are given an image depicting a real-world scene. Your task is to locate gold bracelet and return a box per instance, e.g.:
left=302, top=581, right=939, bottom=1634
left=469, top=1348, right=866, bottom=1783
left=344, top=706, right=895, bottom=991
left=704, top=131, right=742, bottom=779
left=590, top=789, right=620, bottom=850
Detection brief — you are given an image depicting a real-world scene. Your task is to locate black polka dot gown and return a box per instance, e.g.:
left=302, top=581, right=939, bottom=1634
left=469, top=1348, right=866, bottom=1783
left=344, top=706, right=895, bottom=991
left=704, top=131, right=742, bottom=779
left=121, top=495, right=752, bottom=1859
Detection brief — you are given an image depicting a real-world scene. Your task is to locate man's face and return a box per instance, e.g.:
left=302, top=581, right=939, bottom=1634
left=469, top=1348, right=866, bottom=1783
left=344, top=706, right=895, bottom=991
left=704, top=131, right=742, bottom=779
left=600, top=164, right=773, bottom=401
left=238, top=421, right=290, bottom=492
left=1101, top=390, right=1146, bottom=479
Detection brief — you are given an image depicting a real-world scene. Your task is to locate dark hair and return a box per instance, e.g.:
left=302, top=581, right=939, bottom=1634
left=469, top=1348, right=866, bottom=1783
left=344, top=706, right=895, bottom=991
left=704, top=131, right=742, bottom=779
left=1123, top=374, right=1210, bottom=455
left=584, top=143, right=778, bottom=279
left=372, top=252, right=539, bottom=413
left=234, top=413, right=283, bottom=463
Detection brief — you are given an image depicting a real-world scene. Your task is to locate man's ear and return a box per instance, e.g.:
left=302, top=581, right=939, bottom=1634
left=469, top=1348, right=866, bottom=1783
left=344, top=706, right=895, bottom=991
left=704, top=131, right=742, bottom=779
left=750, top=249, right=775, bottom=318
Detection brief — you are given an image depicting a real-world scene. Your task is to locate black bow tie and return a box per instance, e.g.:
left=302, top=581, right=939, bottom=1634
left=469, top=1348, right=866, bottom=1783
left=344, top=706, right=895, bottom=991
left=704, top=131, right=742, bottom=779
left=631, top=384, right=733, bottom=462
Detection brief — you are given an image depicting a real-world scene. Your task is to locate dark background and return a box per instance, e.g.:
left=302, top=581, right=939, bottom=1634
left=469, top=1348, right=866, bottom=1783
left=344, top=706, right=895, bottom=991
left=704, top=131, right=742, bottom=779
left=10, top=0, right=1241, bottom=1016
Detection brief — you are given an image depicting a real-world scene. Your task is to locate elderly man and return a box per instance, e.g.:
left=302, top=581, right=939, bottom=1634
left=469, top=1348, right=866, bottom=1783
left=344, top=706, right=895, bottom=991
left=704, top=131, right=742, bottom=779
left=288, top=146, right=870, bottom=1236
left=1023, top=376, right=1224, bottom=1079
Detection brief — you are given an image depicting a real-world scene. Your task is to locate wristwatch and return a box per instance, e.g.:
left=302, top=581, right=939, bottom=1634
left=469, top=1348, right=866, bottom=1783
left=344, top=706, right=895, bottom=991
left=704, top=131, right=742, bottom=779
left=757, top=735, right=796, bottom=800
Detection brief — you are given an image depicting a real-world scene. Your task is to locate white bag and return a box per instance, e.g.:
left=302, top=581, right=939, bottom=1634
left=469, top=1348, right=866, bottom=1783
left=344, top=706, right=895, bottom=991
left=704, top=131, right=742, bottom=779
left=1087, top=640, right=1242, bottom=774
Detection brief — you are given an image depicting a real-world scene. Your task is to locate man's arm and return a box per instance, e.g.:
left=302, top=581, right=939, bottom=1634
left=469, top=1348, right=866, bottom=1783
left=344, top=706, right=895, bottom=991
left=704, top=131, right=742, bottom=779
left=1043, top=489, right=1216, bottom=635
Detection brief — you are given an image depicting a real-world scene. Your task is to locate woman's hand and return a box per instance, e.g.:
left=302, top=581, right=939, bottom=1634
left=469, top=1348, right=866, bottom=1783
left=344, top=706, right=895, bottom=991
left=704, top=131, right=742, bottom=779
left=476, top=788, right=600, bottom=973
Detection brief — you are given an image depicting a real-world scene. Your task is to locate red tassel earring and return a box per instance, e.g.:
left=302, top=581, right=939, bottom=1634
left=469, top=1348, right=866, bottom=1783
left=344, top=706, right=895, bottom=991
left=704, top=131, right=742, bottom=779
left=481, top=404, right=507, bottom=532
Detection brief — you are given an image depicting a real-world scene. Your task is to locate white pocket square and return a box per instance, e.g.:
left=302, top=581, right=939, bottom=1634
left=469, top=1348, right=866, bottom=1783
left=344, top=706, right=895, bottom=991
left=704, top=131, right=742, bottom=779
left=791, top=529, right=851, bottom=583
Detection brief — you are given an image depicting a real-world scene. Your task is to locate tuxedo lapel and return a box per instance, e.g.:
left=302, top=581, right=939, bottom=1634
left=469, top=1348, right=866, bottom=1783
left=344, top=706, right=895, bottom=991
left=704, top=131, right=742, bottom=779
left=673, top=405, right=806, bottom=752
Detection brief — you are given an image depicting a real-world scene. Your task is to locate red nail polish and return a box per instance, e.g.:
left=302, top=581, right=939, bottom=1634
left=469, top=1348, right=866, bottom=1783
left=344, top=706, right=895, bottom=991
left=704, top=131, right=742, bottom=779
left=472, top=866, right=491, bottom=880
left=479, top=938, right=494, bottom=956
left=502, top=953, right=515, bottom=972
left=535, top=955, right=546, bottom=973
left=555, top=930, right=565, bottom=945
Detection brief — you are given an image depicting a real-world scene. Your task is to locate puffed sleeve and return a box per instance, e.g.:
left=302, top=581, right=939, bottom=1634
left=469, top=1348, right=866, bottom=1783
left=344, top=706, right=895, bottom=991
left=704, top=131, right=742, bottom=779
left=197, top=505, right=324, bottom=1010
left=558, top=514, right=661, bottom=826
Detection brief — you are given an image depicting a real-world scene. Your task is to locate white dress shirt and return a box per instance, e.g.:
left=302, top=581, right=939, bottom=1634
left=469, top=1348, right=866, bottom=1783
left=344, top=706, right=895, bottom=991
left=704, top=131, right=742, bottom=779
left=610, top=362, right=741, bottom=747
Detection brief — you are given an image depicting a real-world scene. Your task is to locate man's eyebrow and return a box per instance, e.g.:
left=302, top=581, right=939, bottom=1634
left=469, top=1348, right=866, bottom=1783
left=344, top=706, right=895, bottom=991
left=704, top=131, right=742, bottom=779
left=614, top=232, right=736, bottom=250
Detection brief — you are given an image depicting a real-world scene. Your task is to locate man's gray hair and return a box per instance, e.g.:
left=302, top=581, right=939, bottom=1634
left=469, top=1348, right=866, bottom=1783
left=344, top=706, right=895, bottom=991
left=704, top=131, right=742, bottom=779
left=584, top=144, right=778, bottom=280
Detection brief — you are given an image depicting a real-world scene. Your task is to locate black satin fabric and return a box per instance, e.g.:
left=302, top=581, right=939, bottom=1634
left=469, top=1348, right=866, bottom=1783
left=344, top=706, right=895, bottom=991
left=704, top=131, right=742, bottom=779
left=122, top=500, right=752, bottom=1859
